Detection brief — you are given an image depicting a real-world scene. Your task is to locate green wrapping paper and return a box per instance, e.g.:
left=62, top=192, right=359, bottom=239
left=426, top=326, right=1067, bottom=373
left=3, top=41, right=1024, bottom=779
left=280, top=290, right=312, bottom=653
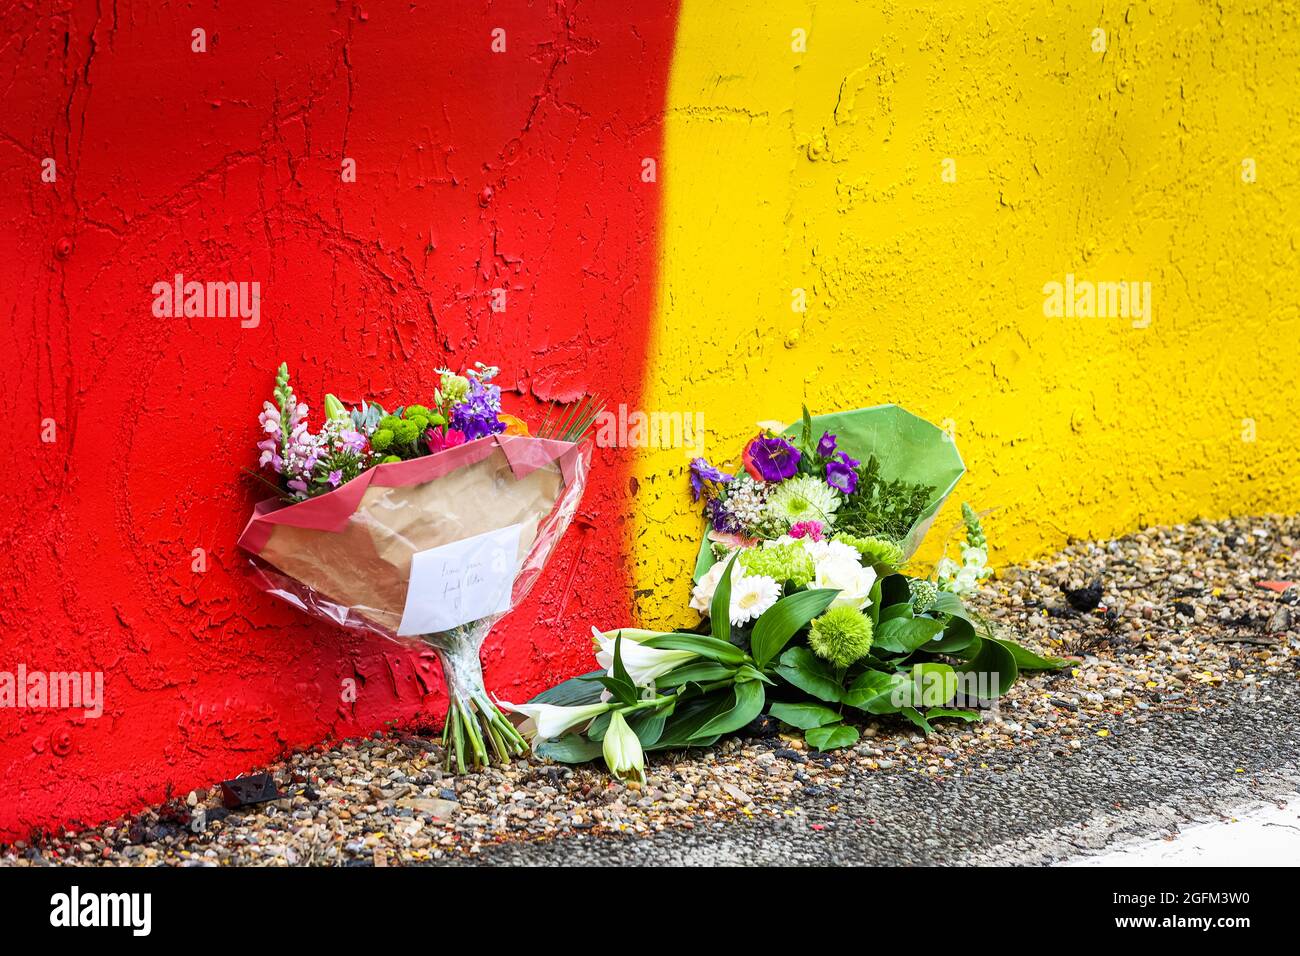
left=693, top=404, right=965, bottom=581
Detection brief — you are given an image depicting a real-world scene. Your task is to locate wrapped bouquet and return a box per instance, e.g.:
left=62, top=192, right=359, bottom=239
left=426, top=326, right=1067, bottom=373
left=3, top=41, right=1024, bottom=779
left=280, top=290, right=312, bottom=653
left=238, top=363, right=598, bottom=773
left=516, top=405, right=1067, bottom=781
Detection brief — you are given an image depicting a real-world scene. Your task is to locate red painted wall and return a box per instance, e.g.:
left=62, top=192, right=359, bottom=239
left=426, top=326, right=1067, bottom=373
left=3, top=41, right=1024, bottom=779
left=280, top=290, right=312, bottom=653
left=0, top=0, right=678, bottom=840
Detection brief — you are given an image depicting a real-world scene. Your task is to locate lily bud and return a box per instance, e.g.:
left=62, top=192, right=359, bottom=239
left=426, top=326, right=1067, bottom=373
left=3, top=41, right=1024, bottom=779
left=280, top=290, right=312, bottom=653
left=602, top=710, right=645, bottom=784
left=323, top=393, right=350, bottom=422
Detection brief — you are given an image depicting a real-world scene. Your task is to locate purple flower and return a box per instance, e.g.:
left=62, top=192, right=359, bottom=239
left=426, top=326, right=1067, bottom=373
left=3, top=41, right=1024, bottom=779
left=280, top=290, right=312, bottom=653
left=689, top=457, right=733, bottom=501
left=327, top=469, right=343, bottom=487
left=743, top=435, right=801, bottom=482
left=706, top=497, right=742, bottom=534
left=825, top=452, right=860, bottom=495
left=449, top=378, right=507, bottom=441
left=816, top=432, right=837, bottom=457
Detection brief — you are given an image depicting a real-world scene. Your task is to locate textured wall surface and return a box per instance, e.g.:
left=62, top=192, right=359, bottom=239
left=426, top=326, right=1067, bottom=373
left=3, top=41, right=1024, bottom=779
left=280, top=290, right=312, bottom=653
left=0, top=0, right=677, bottom=840
left=3, top=0, right=1298, bottom=841
left=633, top=0, right=1300, bottom=628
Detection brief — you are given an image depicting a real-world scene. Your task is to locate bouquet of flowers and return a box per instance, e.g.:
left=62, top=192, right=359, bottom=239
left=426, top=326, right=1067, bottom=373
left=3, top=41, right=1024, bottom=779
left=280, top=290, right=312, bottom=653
left=238, top=363, right=599, bottom=773
left=513, top=405, right=1066, bottom=782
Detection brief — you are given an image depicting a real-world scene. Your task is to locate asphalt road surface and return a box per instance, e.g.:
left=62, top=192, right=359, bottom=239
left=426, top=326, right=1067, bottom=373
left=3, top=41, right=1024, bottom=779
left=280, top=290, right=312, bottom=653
left=461, top=678, right=1300, bottom=866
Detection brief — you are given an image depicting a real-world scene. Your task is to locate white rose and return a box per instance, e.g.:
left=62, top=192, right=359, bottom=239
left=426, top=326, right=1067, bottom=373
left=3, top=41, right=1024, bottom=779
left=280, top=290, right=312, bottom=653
left=690, top=559, right=744, bottom=614
left=813, top=555, right=877, bottom=610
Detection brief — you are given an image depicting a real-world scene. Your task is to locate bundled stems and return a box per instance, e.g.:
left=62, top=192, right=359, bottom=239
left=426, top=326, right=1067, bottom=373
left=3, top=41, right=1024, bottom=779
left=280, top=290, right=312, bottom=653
left=430, top=624, right=528, bottom=774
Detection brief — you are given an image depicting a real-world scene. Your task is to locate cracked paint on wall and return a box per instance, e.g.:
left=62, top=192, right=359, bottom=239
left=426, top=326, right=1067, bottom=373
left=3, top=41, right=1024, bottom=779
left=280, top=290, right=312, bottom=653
left=0, top=0, right=678, bottom=840
left=632, top=0, right=1300, bottom=628
left=3, top=0, right=1299, bottom=841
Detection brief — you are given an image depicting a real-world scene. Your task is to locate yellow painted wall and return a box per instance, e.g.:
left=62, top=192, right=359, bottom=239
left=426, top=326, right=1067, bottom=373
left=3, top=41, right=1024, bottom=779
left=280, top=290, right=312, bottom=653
left=633, top=0, right=1300, bottom=628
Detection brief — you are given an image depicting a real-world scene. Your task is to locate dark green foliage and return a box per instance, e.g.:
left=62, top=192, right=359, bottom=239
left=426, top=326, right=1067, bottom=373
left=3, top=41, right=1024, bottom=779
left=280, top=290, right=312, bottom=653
left=833, top=454, right=937, bottom=541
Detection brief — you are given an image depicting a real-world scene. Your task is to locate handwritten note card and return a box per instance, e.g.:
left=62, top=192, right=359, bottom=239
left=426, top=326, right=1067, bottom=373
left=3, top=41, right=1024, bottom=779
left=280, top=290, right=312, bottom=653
left=397, top=523, right=524, bottom=636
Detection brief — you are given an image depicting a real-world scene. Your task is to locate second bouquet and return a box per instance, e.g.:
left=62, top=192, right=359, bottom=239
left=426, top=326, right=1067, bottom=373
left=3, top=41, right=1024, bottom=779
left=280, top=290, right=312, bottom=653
left=238, top=363, right=599, bottom=773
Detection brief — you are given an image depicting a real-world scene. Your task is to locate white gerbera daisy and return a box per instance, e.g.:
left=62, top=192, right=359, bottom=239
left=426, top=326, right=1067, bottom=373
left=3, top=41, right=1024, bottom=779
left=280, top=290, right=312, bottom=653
left=729, top=574, right=781, bottom=625
left=765, top=475, right=841, bottom=529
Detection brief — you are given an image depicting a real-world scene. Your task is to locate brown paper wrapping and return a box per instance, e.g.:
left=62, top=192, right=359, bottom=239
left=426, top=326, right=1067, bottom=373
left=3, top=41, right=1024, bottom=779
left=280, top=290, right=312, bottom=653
left=255, top=447, right=563, bottom=634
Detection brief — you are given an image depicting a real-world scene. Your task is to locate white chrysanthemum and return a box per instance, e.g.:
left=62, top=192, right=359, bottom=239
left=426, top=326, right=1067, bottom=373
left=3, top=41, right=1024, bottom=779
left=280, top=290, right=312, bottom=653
left=765, top=476, right=841, bottom=529
left=729, top=574, right=781, bottom=625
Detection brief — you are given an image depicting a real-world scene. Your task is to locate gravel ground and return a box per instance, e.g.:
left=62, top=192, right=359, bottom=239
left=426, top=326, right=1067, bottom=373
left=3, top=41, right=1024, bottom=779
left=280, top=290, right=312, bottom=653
left=4, top=515, right=1297, bottom=867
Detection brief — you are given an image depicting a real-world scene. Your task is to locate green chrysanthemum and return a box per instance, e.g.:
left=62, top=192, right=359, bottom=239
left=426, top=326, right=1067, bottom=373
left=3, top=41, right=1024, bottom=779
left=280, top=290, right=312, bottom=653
left=392, top=418, right=420, bottom=444
left=765, top=475, right=841, bottom=528
left=404, top=404, right=431, bottom=420
left=909, top=579, right=940, bottom=615
left=380, top=454, right=403, bottom=464
left=833, top=533, right=906, bottom=575
left=738, top=542, right=815, bottom=588
left=808, top=605, right=874, bottom=668
left=369, top=428, right=394, bottom=452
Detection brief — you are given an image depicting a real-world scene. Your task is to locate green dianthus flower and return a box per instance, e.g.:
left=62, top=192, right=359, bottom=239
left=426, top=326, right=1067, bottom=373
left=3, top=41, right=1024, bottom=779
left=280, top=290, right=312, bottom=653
left=833, top=533, right=906, bottom=575
left=404, top=404, right=431, bottom=420
left=738, top=543, right=815, bottom=588
left=808, top=606, right=874, bottom=668
left=369, top=428, right=394, bottom=452
left=377, top=414, right=403, bottom=434
left=380, top=454, right=402, bottom=464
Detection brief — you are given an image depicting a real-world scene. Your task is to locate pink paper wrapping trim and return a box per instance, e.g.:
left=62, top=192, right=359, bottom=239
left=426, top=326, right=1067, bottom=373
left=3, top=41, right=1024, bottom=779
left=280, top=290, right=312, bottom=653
left=236, top=434, right=583, bottom=557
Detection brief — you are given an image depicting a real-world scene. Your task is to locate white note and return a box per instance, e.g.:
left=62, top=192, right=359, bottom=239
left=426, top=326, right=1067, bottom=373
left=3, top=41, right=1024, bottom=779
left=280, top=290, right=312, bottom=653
left=397, top=523, right=524, bottom=636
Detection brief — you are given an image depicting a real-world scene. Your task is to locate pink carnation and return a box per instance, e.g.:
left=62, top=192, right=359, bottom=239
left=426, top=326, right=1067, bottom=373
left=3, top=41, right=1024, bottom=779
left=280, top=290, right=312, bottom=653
left=788, top=520, right=825, bottom=542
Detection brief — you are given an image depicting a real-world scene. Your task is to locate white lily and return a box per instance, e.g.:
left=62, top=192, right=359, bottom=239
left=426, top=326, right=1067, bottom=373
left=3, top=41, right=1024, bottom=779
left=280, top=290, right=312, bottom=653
left=602, top=710, right=646, bottom=784
left=497, top=699, right=610, bottom=742
left=592, top=627, right=699, bottom=687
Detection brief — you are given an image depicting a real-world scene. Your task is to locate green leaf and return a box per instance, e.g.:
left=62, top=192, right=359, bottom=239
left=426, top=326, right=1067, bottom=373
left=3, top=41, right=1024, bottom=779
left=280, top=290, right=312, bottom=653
left=805, top=723, right=860, bottom=751
left=651, top=694, right=735, bottom=750
left=901, top=707, right=934, bottom=734
left=879, top=573, right=912, bottom=608
left=734, top=663, right=774, bottom=685
left=710, top=553, right=740, bottom=643
left=987, top=636, right=1071, bottom=670
left=750, top=588, right=839, bottom=668
left=774, top=646, right=843, bottom=703
left=926, top=707, right=982, bottom=724
left=842, top=669, right=908, bottom=714
left=768, top=701, right=842, bottom=730
left=627, top=709, right=669, bottom=748
left=641, top=632, right=745, bottom=665
left=926, top=615, right=977, bottom=653
left=867, top=578, right=884, bottom=627
left=911, top=662, right=958, bottom=708
left=535, top=735, right=604, bottom=764
left=875, top=615, right=945, bottom=654
left=878, top=602, right=914, bottom=623
left=597, top=632, right=638, bottom=706
left=527, top=670, right=606, bottom=707
left=691, top=680, right=765, bottom=740
left=957, top=635, right=1019, bottom=697
left=928, top=589, right=974, bottom=622
left=654, top=660, right=735, bottom=689
left=586, top=711, right=612, bottom=741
